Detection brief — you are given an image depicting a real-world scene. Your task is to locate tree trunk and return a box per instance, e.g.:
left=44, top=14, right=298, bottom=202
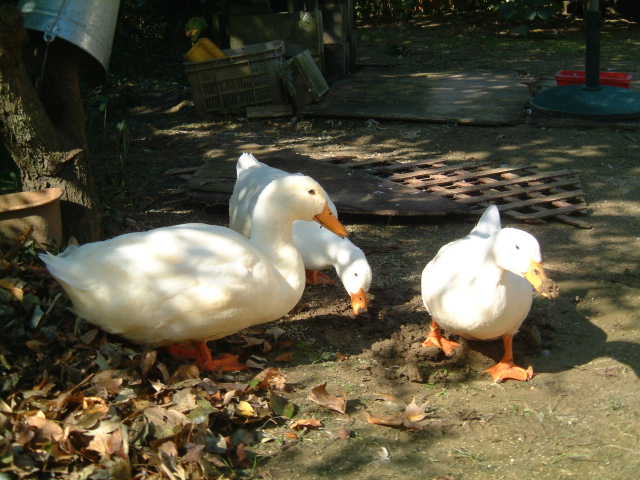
left=0, top=4, right=102, bottom=243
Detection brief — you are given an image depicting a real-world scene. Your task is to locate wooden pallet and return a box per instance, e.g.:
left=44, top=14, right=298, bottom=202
left=319, top=156, right=591, bottom=228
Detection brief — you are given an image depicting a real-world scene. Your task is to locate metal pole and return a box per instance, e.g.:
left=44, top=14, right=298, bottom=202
left=584, top=0, right=600, bottom=90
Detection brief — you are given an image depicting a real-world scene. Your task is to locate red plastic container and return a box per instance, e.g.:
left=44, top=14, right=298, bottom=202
left=555, top=70, right=632, bottom=88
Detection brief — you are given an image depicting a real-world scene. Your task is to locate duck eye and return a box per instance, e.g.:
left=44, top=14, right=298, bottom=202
left=354, top=273, right=359, bottom=277
left=515, top=244, right=520, bottom=250
left=308, top=189, right=316, bottom=195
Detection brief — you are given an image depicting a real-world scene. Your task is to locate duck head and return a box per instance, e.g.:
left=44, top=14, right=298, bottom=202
left=259, top=175, right=348, bottom=238
left=493, top=227, right=559, bottom=299
left=336, top=256, right=372, bottom=315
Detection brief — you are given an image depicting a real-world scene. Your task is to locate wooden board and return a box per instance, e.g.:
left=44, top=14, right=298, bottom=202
left=302, top=70, right=529, bottom=126
left=186, top=150, right=465, bottom=217
left=317, top=156, right=591, bottom=228
left=229, top=10, right=325, bottom=72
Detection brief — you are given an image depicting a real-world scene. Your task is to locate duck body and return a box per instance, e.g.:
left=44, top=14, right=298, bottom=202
left=40, top=174, right=347, bottom=369
left=229, top=153, right=371, bottom=314
left=421, top=224, right=533, bottom=341
left=41, top=224, right=303, bottom=345
left=421, top=205, right=558, bottom=382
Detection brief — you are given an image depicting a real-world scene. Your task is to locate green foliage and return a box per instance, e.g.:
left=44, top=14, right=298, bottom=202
left=355, top=0, right=423, bottom=22
left=489, top=0, right=564, bottom=25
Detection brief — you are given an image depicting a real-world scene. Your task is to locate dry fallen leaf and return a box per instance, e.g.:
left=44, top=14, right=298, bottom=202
left=0, top=277, right=24, bottom=301
left=308, top=383, right=347, bottom=415
left=143, top=406, right=189, bottom=440
left=85, top=420, right=129, bottom=459
left=140, top=350, right=157, bottom=376
left=169, top=364, right=200, bottom=383
left=157, top=440, right=186, bottom=480
left=93, top=370, right=124, bottom=396
left=172, top=388, right=197, bottom=413
left=17, top=411, right=64, bottom=445
left=365, top=411, right=403, bottom=427
left=291, top=418, right=322, bottom=430
left=182, top=443, right=205, bottom=463
left=236, top=400, right=257, bottom=417
left=366, top=397, right=431, bottom=430
left=404, top=397, right=429, bottom=423
left=274, top=352, right=294, bottom=362
left=269, top=392, right=297, bottom=419
left=250, top=367, right=287, bottom=391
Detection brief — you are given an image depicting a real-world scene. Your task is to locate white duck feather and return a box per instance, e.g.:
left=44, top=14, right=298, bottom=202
left=40, top=174, right=347, bottom=370
left=421, top=205, right=558, bottom=382
left=229, top=153, right=372, bottom=315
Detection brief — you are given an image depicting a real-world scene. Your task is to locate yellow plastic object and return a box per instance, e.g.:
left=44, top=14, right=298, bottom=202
left=185, top=38, right=226, bottom=63
left=199, top=38, right=226, bottom=59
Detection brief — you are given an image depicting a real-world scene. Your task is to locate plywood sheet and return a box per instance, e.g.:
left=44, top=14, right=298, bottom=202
left=187, top=150, right=465, bottom=217
left=302, top=70, right=529, bottom=125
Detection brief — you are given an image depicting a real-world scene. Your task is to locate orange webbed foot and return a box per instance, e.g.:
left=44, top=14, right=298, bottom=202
left=305, top=269, right=336, bottom=285
left=485, top=361, right=534, bottom=382
left=194, top=341, right=248, bottom=372
left=198, top=353, right=248, bottom=372
left=421, top=321, right=461, bottom=357
left=422, top=335, right=461, bottom=357
left=168, top=341, right=248, bottom=372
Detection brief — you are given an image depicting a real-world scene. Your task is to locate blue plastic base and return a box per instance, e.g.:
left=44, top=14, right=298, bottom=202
left=531, top=85, right=640, bottom=119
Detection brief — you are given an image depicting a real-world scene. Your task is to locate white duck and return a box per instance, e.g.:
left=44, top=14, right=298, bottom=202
left=229, top=153, right=372, bottom=315
left=421, top=205, right=558, bottom=382
left=39, top=174, right=347, bottom=371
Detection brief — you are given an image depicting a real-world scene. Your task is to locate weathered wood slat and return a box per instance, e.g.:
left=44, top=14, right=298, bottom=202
left=490, top=172, right=589, bottom=212
left=322, top=157, right=391, bottom=168
left=455, top=181, right=582, bottom=204
left=497, top=171, right=591, bottom=228
left=423, top=170, right=579, bottom=195
left=369, top=157, right=447, bottom=174
left=463, top=171, right=590, bottom=227
left=400, top=165, right=530, bottom=187
left=502, top=204, right=589, bottom=219
left=389, top=159, right=493, bottom=181
left=493, top=190, right=582, bottom=210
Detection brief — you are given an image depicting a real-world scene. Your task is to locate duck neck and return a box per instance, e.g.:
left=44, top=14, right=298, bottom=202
left=478, top=247, right=505, bottom=289
left=250, top=203, right=305, bottom=293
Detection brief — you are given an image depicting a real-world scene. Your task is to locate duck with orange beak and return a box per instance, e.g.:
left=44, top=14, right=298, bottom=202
left=40, top=173, right=348, bottom=372
left=421, top=204, right=559, bottom=382
left=229, top=153, right=372, bottom=316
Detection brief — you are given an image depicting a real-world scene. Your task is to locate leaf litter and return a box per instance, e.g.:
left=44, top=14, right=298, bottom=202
left=0, top=241, right=333, bottom=478
left=1, top=239, right=438, bottom=478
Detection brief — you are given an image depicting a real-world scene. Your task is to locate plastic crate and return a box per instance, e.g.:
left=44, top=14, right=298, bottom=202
left=185, top=40, right=285, bottom=113
left=555, top=70, right=632, bottom=88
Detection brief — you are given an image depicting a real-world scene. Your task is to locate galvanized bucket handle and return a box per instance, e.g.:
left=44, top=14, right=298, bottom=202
left=37, top=0, right=69, bottom=89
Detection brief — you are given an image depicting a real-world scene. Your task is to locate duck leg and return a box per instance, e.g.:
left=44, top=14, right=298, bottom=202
left=305, top=269, right=336, bottom=285
left=485, top=335, right=533, bottom=382
left=167, top=341, right=248, bottom=371
left=422, top=320, right=461, bottom=356
left=167, top=342, right=199, bottom=359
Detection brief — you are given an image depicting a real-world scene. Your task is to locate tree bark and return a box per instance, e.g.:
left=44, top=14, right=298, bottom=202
left=0, top=4, right=102, bottom=243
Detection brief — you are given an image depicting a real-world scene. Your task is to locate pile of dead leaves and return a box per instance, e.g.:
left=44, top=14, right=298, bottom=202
left=0, top=241, right=437, bottom=479
left=0, top=243, right=310, bottom=478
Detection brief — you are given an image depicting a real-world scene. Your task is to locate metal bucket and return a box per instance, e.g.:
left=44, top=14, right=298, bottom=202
left=18, top=0, right=121, bottom=72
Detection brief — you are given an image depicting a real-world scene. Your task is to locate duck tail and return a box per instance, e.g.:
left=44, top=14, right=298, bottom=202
left=471, top=204, right=501, bottom=238
left=38, top=248, right=89, bottom=290
left=236, top=152, right=260, bottom=177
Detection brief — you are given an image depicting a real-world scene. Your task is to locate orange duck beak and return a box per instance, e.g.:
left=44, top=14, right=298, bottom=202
left=314, top=203, right=348, bottom=238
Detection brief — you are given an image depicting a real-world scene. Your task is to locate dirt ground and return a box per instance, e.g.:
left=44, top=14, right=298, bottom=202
left=83, top=14, right=640, bottom=480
